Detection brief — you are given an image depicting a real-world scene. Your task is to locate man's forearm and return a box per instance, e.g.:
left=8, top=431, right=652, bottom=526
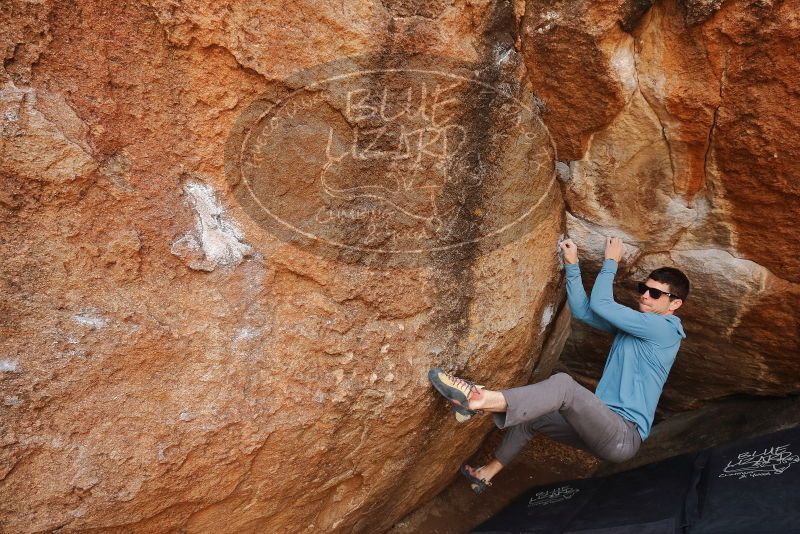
left=590, top=259, right=618, bottom=306
left=566, top=262, right=618, bottom=333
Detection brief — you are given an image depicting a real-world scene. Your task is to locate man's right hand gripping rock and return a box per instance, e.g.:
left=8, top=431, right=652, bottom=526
left=559, top=238, right=579, bottom=265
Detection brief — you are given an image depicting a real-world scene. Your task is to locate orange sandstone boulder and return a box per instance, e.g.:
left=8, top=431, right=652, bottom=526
left=520, top=0, right=800, bottom=409
left=1, top=1, right=564, bottom=532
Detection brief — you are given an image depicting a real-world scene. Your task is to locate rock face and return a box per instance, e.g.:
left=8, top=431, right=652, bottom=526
left=1, top=1, right=564, bottom=532
left=520, top=0, right=800, bottom=411
left=2, top=0, right=799, bottom=533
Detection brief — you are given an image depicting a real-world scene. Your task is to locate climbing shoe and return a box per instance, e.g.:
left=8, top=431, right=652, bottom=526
left=460, top=464, right=492, bottom=495
left=428, top=367, right=483, bottom=411
left=452, top=403, right=478, bottom=423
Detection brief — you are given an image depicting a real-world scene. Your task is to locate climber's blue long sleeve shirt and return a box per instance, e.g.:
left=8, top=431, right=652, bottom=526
left=565, top=259, right=686, bottom=440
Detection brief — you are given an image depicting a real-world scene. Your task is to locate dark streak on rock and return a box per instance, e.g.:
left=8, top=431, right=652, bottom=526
left=679, top=0, right=727, bottom=26
left=380, top=0, right=449, bottom=19
left=429, top=0, right=519, bottom=369
left=619, top=0, right=657, bottom=32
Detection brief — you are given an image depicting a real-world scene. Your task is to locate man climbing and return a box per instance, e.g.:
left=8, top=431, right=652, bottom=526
left=428, top=236, right=689, bottom=494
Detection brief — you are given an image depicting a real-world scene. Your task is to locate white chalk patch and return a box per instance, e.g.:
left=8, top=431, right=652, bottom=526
left=555, top=161, right=571, bottom=183
left=0, top=360, right=18, bottom=373
left=171, top=180, right=252, bottom=271
left=664, top=196, right=696, bottom=228
left=611, top=37, right=638, bottom=97
left=179, top=411, right=196, bottom=422
left=127, top=323, right=142, bottom=333
left=67, top=505, right=87, bottom=518
left=495, top=46, right=514, bottom=65
left=73, top=312, right=109, bottom=329
left=4, top=396, right=22, bottom=406
left=157, top=446, right=168, bottom=463
left=540, top=304, right=555, bottom=332
left=233, top=327, right=259, bottom=343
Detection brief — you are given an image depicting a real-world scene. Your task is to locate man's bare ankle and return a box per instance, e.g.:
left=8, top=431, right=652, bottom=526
left=468, top=394, right=486, bottom=411
left=469, top=390, right=505, bottom=412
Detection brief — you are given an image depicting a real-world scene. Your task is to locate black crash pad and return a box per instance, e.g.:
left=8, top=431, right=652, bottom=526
left=471, top=477, right=602, bottom=534
left=472, top=425, right=800, bottom=534
left=688, top=425, right=800, bottom=534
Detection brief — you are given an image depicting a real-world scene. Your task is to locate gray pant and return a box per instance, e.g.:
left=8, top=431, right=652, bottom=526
left=493, top=373, right=642, bottom=465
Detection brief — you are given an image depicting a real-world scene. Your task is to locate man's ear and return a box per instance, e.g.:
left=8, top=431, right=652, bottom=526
left=668, top=298, right=683, bottom=312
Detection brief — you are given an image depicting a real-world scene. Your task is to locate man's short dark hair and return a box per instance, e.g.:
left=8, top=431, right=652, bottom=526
left=648, top=267, right=690, bottom=301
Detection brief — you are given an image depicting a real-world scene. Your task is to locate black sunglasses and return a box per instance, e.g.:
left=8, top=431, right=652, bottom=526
left=637, top=282, right=677, bottom=300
